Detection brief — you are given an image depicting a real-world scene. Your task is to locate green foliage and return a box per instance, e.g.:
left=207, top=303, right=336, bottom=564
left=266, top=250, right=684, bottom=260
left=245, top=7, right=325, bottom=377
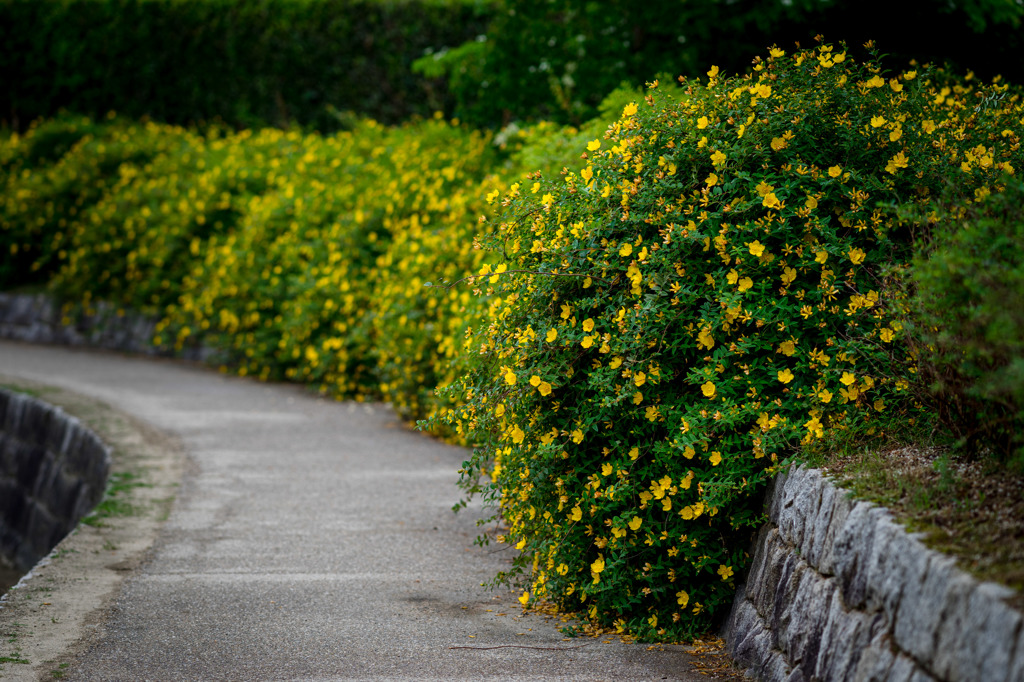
left=907, top=178, right=1024, bottom=470
left=0, top=0, right=493, bottom=132
left=426, top=0, right=1024, bottom=126
left=0, top=114, right=504, bottom=423
left=433, top=43, right=1024, bottom=641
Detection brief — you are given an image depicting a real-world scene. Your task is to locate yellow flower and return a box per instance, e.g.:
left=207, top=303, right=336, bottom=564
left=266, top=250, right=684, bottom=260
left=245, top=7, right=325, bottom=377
left=619, top=242, right=633, bottom=257
left=623, top=102, right=638, bottom=117
left=781, top=267, right=797, bottom=285
left=560, top=304, right=571, bottom=319
left=530, top=375, right=541, bottom=387
left=815, top=249, right=828, bottom=264
left=581, top=166, right=594, bottom=182
left=591, top=556, right=605, bottom=574
left=519, top=591, right=530, bottom=605
left=870, top=116, right=886, bottom=128
left=805, top=196, right=818, bottom=209
left=710, top=150, right=727, bottom=167
left=628, top=516, right=642, bottom=531
left=634, top=371, right=647, bottom=387
left=629, top=447, right=640, bottom=460
left=587, top=139, right=601, bottom=151
left=848, top=248, right=866, bottom=264
left=709, top=451, right=722, bottom=466
left=819, top=389, right=833, bottom=404
left=885, top=151, right=909, bottom=174
left=864, top=75, right=885, bottom=88
left=601, top=463, right=613, bottom=477
left=676, top=590, right=690, bottom=607
left=828, top=165, right=842, bottom=178
left=705, top=172, right=719, bottom=186
left=778, top=369, right=795, bottom=384
left=707, top=65, right=720, bottom=79
left=569, top=506, right=582, bottom=521
left=504, top=369, right=517, bottom=385
left=841, top=372, right=856, bottom=386
left=747, top=240, right=765, bottom=257
left=701, top=381, right=716, bottom=397
left=546, top=328, right=558, bottom=342
left=511, top=425, right=525, bottom=444
left=922, top=120, right=936, bottom=134
left=683, top=445, right=695, bottom=459
left=738, top=277, right=753, bottom=292
left=717, top=564, right=734, bottom=580
left=633, top=391, right=643, bottom=405
left=779, top=340, right=796, bottom=356
left=770, top=136, right=788, bottom=151
left=571, top=429, right=584, bottom=444
left=538, top=382, right=552, bottom=396
left=645, top=405, right=660, bottom=421
left=880, top=328, right=895, bottom=342
left=697, top=116, right=709, bottom=129
left=762, top=192, right=781, bottom=209
left=494, top=404, right=505, bottom=417
left=582, top=318, right=595, bottom=332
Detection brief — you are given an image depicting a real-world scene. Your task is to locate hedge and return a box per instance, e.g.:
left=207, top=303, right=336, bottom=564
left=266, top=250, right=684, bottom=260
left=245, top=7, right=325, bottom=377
left=0, top=0, right=492, bottom=132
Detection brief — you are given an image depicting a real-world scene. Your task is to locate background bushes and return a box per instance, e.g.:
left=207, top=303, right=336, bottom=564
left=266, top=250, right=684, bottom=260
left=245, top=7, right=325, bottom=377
left=421, top=0, right=1024, bottom=126
left=0, top=0, right=492, bottom=132
left=907, top=180, right=1024, bottom=471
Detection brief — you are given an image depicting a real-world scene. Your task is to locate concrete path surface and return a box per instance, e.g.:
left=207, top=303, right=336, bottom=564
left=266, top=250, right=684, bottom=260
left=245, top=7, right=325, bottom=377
left=0, top=340, right=741, bottom=681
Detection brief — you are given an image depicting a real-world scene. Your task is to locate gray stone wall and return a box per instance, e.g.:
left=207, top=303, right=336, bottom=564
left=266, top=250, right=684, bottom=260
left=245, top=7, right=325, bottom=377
left=0, top=389, right=111, bottom=575
left=0, top=293, right=214, bottom=362
left=724, top=465, right=1024, bottom=682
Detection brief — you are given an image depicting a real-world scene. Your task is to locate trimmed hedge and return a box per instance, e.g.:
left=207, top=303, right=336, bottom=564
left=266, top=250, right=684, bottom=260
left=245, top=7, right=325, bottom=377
left=0, top=0, right=492, bottom=132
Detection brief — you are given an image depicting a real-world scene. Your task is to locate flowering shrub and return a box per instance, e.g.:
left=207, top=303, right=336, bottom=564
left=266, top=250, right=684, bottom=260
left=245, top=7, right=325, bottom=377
left=0, top=114, right=502, bottom=423
left=436, top=42, right=1023, bottom=640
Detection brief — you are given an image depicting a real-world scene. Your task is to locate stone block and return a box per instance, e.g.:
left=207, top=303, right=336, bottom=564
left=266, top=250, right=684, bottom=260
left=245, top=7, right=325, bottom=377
left=834, top=501, right=885, bottom=610
left=779, top=564, right=834, bottom=674
left=17, top=397, right=52, bottom=442
left=818, top=486, right=854, bottom=576
left=852, top=631, right=898, bottom=682
left=884, top=653, right=918, bottom=682
left=942, top=581, right=1021, bottom=682
left=748, top=529, right=785, bottom=619
left=767, top=467, right=790, bottom=523
left=862, top=513, right=914, bottom=620
left=892, top=552, right=956, bottom=669
left=804, top=476, right=836, bottom=570
left=814, top=593, right=882, bottom=681
left=777, top=466, right=807, bottom=546
left=770, top=550, right=807, bottom=650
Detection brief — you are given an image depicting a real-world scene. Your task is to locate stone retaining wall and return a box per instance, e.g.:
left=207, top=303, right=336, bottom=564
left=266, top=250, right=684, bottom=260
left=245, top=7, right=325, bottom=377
left=724, top=465, right=1024, bottom=682
left=0, top=292, right=213, bottom=362
left=0, top=389, right=111, bottom=576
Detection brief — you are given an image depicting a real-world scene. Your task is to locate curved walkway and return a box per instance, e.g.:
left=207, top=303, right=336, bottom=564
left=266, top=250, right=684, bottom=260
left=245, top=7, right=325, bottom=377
left=0, top=341, right=736, bottom=681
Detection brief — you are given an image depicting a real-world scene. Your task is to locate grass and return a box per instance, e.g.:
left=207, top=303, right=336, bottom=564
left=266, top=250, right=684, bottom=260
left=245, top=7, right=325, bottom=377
left=80, top=472, right=151, bottom=527
left=804, top=427, right=1024, bottom=607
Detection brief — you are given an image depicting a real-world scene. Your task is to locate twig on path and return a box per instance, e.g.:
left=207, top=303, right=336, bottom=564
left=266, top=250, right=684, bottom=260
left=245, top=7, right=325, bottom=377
left=448, top=643, right=592, bottom=651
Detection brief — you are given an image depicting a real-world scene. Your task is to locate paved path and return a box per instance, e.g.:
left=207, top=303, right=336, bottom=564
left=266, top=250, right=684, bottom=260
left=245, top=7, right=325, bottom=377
left=0, top=341, right=738, bottom=681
